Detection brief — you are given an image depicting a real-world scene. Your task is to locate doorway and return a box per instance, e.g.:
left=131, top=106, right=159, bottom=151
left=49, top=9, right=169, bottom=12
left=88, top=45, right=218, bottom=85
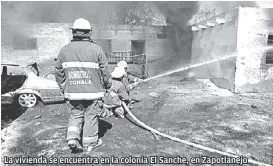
left=131, top=40, right=145, bottom=56
left=130, top=40, right=147, bottom=76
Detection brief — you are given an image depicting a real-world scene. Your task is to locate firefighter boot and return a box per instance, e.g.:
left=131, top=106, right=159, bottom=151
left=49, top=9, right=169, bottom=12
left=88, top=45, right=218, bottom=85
left=68, top=139, right=83, bottom=153
left=86, top=139, right=103, bottom=152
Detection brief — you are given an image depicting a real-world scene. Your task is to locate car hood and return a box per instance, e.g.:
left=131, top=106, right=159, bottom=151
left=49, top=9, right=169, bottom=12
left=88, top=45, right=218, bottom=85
left=21, top=72, right=59, bottom=90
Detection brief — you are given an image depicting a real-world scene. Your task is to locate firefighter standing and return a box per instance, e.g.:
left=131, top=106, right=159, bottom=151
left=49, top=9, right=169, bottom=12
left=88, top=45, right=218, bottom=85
left=55, top=18, right=111, bottom=153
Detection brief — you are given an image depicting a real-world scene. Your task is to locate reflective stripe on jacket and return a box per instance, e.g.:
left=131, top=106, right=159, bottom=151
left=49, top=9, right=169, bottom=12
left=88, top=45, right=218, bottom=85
left=55, top=39, right=111, bottom=100
left=64, top=92, right=105, bottom=100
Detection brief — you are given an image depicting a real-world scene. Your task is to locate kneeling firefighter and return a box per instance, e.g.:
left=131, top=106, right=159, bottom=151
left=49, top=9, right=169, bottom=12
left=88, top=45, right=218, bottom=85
left=102, top=67, right=132, bottom=119
left=55, top=18, right=112, bottom=153
left=117, top=60, right=144, bottom=108
left=117, top=60, right=144, bottom=90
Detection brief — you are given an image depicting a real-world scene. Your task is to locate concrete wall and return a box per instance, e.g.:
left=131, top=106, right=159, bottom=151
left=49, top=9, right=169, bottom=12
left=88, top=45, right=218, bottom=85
left=191, top=7, right=273, bottom=93
left=1, top=22, right=70, bottom=65
left=191, top=8, right=239, bottom=91
left=1, top=22, right=175, bottom=76
left=91, top=25, right=176, bottom=75
left=235, top=8, right=273, bottom=93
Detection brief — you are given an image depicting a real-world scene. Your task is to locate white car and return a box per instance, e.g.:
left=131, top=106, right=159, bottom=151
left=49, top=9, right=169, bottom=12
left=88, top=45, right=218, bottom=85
left=1, top=63, right=64, bottom=108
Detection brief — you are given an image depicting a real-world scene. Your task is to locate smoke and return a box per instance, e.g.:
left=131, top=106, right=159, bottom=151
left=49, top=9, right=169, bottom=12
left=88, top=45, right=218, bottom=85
left=155, top=2, right=199, bottom=68
left=1, top=1, right=117, bottom=23
left=1, top=1, right=164, bottom=25
left=1, top=2, right=143, bottom=49
left=156, top=2, right=198, bottom=26
left=1, top=2, right=263, bottom=66
left=153, top=1, right=260, bottom=69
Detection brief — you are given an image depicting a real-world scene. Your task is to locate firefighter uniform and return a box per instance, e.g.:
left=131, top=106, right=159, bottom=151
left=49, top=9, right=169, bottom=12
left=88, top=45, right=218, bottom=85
left=55, top=18, right=111, bottom=151
left=111, top=80, right=131, bottom=118
left=102, top=67, right=131, bottom=118
left=123, top=73, right=141, bottom=90
left=116, top=60, right=143, bottom=90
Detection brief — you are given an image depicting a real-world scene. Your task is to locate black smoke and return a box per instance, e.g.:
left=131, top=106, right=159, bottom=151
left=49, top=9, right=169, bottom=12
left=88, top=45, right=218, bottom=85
left=155, top=2, right=199, bottom=66
left=154, top=1, right=258, bottom=67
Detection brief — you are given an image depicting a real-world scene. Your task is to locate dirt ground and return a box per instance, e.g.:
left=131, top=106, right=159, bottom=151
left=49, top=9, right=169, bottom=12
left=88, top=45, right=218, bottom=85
left=1, top=77, right=273, bottom=166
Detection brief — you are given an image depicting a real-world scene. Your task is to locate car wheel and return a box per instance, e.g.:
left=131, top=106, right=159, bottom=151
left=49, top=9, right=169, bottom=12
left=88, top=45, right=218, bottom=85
left=18, top=93, right=37, bottom=108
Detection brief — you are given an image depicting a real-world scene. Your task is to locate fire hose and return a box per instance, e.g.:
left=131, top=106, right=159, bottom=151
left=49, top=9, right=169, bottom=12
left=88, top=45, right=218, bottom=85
left=121, top=102, right=272, bottom=166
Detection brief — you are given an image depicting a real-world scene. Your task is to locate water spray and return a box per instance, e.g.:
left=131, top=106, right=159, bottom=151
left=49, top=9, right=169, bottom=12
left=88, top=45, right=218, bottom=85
left=123, top=46, right=273, bottom=166
left=144, top=54, right=236, bottom=82
left=143, top=46, right=273, bottom=82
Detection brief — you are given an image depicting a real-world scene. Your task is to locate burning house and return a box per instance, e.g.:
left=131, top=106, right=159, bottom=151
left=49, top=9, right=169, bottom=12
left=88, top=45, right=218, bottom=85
left=1, top=22, right=175, bottom=76
left=191, top=7, right=273, bottom=93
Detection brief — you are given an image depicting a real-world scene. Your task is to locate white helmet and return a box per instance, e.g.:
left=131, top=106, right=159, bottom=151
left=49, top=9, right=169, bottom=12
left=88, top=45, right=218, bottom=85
left=111, top=67, right=126, bottom=78
left=71, top=18, right=92, bottom=30
left=117, top=60, right=128, bottom=68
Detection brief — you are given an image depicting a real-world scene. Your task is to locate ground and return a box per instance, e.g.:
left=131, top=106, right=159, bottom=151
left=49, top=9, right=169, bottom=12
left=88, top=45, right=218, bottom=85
left=1, top=76, right=273, bottom=166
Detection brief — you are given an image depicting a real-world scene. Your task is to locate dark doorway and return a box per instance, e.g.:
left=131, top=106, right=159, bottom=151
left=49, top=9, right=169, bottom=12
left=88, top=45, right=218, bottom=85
left=131, top=40, right=147, bottom=77
left=131, top=40, right=145, bottom=56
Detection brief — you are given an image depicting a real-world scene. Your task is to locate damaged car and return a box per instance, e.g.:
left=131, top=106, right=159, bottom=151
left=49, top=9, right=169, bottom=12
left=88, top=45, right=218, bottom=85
left=1, top=63, right=64, bottom=108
